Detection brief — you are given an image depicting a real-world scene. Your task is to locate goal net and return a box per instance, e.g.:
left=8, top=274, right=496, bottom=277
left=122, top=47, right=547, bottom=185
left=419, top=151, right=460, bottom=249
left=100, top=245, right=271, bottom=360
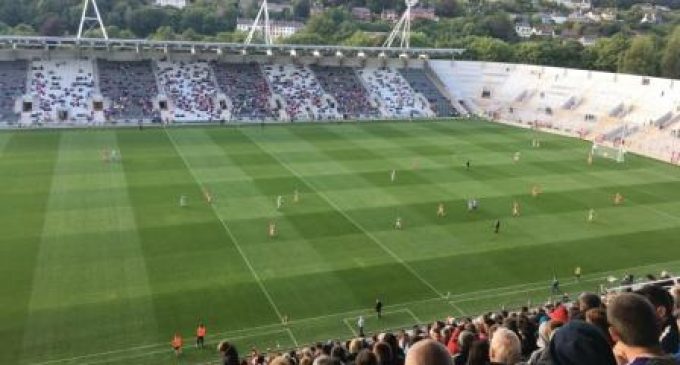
left=592, top=143, right=625, bottom=163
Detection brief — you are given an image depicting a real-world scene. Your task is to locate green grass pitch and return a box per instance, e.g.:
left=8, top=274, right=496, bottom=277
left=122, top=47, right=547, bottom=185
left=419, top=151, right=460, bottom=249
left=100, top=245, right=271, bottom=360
left=1, top=119, right=679, bottom=364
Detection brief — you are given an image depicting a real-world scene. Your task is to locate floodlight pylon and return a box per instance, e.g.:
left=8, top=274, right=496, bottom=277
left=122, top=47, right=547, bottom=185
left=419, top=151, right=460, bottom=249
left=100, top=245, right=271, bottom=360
left=77, top=0, right=108, bottom=40
left=244, top=0, right=273, bottom=47
left=383, top=0, right=418, bottom=50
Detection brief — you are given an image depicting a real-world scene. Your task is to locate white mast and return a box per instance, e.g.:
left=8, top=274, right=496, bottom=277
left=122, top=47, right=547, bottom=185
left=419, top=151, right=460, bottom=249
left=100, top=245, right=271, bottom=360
left=244, top=0, right=272, bottom=47
left=383, top=0, right=418, bottom=50
left=77, top=0, right=108, bottom=40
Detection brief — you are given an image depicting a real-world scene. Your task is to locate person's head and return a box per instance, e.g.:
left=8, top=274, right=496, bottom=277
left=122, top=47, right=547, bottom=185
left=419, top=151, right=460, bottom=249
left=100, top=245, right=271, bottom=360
left=356, top=349, right=378, bottom=365
left=585, top=307, right=612, bottom=344
left=382, top=333, right=400, bottom=357
left=489, top=327, right=521, bottom=365
left=536, top=321, right=552, bottom=349
left=578, top=292, right=602, bottom=313
left=312, top=355, right=337, bottom=365
left=349, top=338, right=363, bottom=354
left=404, top=339, right=453, bottom=365
left=458, top=330, right=475, bottom=354
left=608, top=292, right=662, bottom=349
left=299, top=356, right=313, bottom=365
left=270, top=356, right=292, bottom=365
left=466, top=339, right=490, bottom=365
left=549, top=321, right=616, bottom=365
left=331, top=345, right=346, bottom=362
left=373, top=341, right=393, bottom=365
left=635, top=285, right=675, bottom=323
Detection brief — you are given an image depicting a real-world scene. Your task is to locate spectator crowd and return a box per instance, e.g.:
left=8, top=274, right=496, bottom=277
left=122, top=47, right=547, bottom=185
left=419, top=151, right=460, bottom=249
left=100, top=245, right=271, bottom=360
left=205, top=283, right=680, bottom=365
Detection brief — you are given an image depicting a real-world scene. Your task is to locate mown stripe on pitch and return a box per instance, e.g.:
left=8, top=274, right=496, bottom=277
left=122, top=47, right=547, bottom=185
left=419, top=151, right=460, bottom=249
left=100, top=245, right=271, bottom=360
left=0, top=132, right=59, bottom=364
left=20, top=131, right=158, bottom=364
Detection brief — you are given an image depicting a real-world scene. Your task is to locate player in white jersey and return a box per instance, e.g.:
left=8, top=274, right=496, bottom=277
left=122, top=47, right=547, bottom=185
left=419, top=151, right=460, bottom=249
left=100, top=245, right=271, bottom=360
left=512, top=201, right=520, bottom=217
left=268, top=222, right=277, bottom=238
left=587, top=208, right=595, bottom=223
left=437, top=203, right=446, bottom=217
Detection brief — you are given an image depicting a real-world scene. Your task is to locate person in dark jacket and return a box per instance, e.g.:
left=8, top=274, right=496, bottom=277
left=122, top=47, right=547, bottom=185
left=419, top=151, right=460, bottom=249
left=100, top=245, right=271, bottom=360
left=608, top=293, right=679, bottom=365
left=547, top=321, right=616, bottom=365
left=636, top=285, right=680, bottom=354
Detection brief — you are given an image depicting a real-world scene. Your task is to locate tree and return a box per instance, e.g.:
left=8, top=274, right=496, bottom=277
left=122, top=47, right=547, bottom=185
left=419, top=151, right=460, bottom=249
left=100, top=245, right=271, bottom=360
left=39, top=14, right=65, bottom=36
left=293, top=0, right=311, bottom=19
left=128, top=7, right=168, bottom=37
left=150, top=25, right=177, bottom=41
left=590, top=34, right=629, bottom=72
left=435, top=0, right=460, bottom=18
left=480, top=12, right=516, bottom=41
left=342, top=31, right=380, bottom=46
left=467, top=36, right=513, bottom=61
left=620, top=35, right=657, bottom=75
left=661, top=26, right=680, bottom=78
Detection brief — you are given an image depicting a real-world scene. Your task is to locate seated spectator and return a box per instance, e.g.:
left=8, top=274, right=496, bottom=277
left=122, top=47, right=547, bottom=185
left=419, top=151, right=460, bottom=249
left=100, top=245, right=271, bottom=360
left=548, top=305, right=569, bottom=324
left=357, top=349, right=379, bottom=365
left=548, top=320, right=616, bottom=365
left=635, top=285, right=680, bottom=354
left=489, top=327, right=521, bottom=365
left=374, top=341, right=393, bottom=365
left=405, top=339, right=453, bottom=365
left=467, top=339, right=490, bottom=365
left=585, top=307, right=613, bottom=345
left=453, top=330, right=474, bottom=365
left=608, top=292, right=679, bottom=365
left=573, top=292, right=603, bottom=320
left=526, top=320, right=559, bottom=365
left=217, top=341, right=239, bottom=365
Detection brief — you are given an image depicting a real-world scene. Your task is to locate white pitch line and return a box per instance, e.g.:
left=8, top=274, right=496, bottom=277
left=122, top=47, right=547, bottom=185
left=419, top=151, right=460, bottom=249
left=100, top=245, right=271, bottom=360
left=286, top=328, right=299, bottom=348
left=163, top=129, right=288, bottom=323
left=343, top=318, right=359, bottom=337
left=243, top=131, right=448, bottom=301
left=81, top=329, right=291, bottom=365
left=32, top=328, right=291, bottom=365
left=31, top=257, right=680, bottom=365
left=449, top=302, right=466, bottom=316
left=405, top=308, right=423, bottom=324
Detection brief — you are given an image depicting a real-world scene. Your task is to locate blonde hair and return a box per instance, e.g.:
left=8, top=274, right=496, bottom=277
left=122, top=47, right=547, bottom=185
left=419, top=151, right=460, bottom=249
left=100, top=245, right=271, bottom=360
left=490, top=327, right=521, bottom=365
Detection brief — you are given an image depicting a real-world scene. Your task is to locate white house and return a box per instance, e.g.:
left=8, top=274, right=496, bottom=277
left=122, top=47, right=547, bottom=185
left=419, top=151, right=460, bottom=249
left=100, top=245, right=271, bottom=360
left=155, top=0, right=188, bottom=9
left=515, top=23, right=533, bottom=38
left=236, top=19, right=305, bottom=39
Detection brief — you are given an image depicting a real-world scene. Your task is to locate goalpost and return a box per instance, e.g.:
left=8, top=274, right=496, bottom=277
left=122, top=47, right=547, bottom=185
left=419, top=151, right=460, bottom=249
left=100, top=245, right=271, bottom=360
left=592, top=143, right=626, bottom=163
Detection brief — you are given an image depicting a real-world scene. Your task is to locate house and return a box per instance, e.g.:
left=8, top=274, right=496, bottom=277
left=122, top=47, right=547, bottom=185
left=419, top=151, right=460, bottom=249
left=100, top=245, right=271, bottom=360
left=532, top=24, right=555, bottom=38
left=548, top=0, right=591, bottom=10
left=351, top=7, right=372, bottom=21
left=515, top=22, right=533, bottom=38
left=586, top=9, right=615, bottom=22
left=640, top=12, right=661, bottom=24
left=268, top=3, right=294, bottom=14
left=155, top=0, right=188, bottom=8
left=410, top=7, right=438, bottom=21
left=236, top=19, right=305, bottom=39
left=551, top=14, right=568, bottom=24
left=560, top=28, right=580, bottom=39
left=579, top=35, right=599, bottom=46
left=568, top=11, right=590, bottom=23
left=381, top=9, right=399, bottom=22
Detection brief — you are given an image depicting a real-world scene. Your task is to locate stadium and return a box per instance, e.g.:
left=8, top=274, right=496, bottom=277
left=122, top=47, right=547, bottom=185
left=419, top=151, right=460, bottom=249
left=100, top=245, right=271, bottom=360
left=1, top=0, right=680, bottom=364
